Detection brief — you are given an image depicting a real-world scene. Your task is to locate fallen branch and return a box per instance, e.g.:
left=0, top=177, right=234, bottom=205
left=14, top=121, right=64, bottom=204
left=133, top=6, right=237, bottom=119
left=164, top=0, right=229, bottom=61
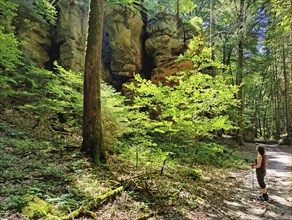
left=61, top=186, right=123, bottom=220
left=133, top=212, right=154, bottom=220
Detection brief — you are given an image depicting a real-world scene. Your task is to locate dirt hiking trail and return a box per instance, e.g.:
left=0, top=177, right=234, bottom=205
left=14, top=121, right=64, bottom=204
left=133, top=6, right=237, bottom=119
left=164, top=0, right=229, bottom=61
left=218, top=144, right=292, bottom=220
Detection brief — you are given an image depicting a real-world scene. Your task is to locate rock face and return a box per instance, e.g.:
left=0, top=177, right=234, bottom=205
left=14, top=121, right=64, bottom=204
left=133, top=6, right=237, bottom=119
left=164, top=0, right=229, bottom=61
left=145, top=14, right=195, bottom=85
left=55, top=0, right=90, bottom=72
left=103, top=4, right=145, bottom=89
left=16, top=19, right=51, bottom=68
left=16, top=1, right=198, bottom=88
left=55, top=2, right=197, bottom=88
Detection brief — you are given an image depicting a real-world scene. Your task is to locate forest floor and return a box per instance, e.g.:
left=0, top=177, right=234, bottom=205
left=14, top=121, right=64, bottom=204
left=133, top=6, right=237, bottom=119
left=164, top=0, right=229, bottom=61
left=0, top=117, right=291, bottom=220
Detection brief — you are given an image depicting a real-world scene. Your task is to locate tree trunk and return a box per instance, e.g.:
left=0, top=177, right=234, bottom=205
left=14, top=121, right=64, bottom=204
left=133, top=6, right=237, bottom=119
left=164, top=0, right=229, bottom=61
left=176, top=0, right=180, bottom=23
left=263, top=110, right=267, bottom=140
left=81, top=0, right=106, bottom=164
left=210, top=0, right=217, bottom=76
left=273, top=57, right=280, bottom=139
left=283, top=44, right=292, bottom=140
left=236, top=0, right=245, bottom=145
left=258, top=118, right=262, bottom=137
left=289, top=35, right=292, bottom=139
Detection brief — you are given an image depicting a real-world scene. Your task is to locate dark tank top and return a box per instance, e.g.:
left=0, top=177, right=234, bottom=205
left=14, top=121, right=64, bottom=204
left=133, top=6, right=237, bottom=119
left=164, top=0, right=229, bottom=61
left=256, top=154, right=267, bottom=170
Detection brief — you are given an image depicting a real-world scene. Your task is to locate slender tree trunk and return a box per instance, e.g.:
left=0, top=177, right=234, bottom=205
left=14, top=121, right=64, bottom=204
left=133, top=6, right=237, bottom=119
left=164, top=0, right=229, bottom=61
left=273, top=56, right=281, bottom=139
left=263, top=110, right=267, bottom=140
left=222, top=39, right=226, bottom=69
left=222, top=37, right=234, bottom=83
left=210, top=0, right=217, bottom=76
left=253, top=84, right=258, bottom=138
left=176, top=0, right=180, bottom=23
left=81, top=0, right=106, bottom=164
left=289, top=35, right=292, bottom=139
left=254, top=102, right=258, bottom=138
left=237, top=42, right=244, bottom=145
left=236, top=0, right=245, bottom=145
left=227, top=46, right=234, bottom=84
left=259, top=118, right=262, bottom=137
left=283, top=44, right=291, bottom=139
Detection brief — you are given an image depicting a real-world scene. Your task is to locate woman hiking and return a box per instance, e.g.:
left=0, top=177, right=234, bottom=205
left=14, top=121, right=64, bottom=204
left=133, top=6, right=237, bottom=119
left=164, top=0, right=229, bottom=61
left=251, top=145, right=269, bottom=201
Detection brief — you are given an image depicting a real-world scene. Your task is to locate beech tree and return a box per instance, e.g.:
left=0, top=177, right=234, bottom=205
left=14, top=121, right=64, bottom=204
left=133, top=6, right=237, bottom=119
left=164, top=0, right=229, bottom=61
left=81, top=0, right=106, bottom=164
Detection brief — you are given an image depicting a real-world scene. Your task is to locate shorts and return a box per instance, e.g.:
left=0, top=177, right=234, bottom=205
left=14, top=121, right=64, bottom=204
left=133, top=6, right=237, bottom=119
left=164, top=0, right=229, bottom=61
left=256, top=168, right=266, bottom=188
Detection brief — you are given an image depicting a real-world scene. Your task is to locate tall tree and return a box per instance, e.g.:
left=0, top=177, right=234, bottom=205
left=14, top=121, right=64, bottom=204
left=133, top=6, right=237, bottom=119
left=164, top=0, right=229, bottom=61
left=81, top=0, right=106, bottom=164
left=236, top=0, right=245, bottom=145
left=176, top=0, right=180, bottom=22
left=210, top=0, right=216, bottom=76
left=283, top=44, right=291, bottom=139
left=263, top=0, right=292, bottom=141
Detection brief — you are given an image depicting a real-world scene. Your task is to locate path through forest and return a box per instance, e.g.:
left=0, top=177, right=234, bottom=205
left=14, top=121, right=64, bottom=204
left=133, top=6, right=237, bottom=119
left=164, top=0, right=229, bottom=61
left=219, top=144, right=292, bottom=220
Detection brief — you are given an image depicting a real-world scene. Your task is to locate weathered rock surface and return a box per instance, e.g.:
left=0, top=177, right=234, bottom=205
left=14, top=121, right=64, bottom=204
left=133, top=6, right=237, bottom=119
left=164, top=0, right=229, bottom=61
left=103, top=4, right=145, bottom=88
left=145, top=14, right=196, bottom=85
left=17, top=19, right=51, bottom=68
left=55, top=0, right=90, bottom=72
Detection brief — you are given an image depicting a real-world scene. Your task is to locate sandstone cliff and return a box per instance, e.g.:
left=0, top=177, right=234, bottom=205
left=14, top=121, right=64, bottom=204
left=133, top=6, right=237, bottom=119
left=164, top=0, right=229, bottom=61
left=15, top=1, right=198, bottom=89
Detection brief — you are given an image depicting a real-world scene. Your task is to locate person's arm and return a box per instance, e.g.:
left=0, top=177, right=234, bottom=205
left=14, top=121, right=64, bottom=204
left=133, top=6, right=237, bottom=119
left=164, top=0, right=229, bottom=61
left=252, top=155, right=262, bottom=169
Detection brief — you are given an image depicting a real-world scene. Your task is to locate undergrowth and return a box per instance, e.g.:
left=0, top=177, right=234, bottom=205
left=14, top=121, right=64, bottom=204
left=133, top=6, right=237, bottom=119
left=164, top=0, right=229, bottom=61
left=0, top=117, right=251, bottom=219
left=0, top=62, right=251, bottom=219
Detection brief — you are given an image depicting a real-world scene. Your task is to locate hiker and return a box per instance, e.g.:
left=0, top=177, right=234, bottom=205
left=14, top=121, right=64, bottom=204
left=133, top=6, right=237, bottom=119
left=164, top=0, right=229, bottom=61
left=251, top=145, right=269, bottom=201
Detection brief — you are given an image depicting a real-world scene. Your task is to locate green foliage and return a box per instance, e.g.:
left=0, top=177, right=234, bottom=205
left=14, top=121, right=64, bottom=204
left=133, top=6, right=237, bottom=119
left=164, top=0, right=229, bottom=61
left=14, top=0, right=57, bottom=25
left=191, top=142, right=245, bottom=167
left=143, top=0, right=196, bottom=19
left=1, top=196, right=27, bottom=212
left=122, top=142, right=173, bottom=169
left=101, top=82, right=130, bottom=150
left=120, top=37, right=240, bottom=169
left=1, top=63, right=83, bottom=127
left=177, top=36, right=225, bottom=71
left=0, top=0, right=57, bottom=73
left=127, top=70, right=238, bottom=139
left=1, top=56, right=131, bottom=148
left=0, top=0, right=18, bottom=28
left=0, top=0, right=23, bottom=72
left=270, top=0, right=292, bottom=31
left=189, top=16, right=203, bottom=33
left=32, top=0, right=57, bottom=25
